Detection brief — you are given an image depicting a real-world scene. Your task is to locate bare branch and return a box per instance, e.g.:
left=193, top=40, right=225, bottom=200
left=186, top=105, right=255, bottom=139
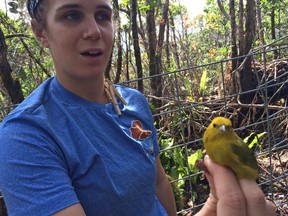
left=217, top=0, right=230, bottom=21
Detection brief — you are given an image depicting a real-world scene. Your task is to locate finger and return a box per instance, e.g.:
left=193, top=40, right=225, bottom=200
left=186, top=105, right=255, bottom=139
left=239, top=180, right=276, bottom=216
left=204, top=156, right=246, bottom=216
left=265, top=200, right=277, bottom=216
left=203, top=171, right=217, bottom=199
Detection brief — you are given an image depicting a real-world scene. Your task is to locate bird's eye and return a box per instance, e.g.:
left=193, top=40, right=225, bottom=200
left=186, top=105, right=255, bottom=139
left=213, top=123, right=217, bottom=128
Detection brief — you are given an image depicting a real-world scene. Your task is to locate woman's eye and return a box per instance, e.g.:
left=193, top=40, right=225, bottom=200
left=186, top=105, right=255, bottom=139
left=96, top=12, right=111, bottom=21
left=64, top=11, right=82, bottom=20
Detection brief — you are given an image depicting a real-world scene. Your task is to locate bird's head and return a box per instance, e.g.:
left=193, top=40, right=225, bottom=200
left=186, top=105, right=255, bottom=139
left=203, top=116, right=233, bottom=146
left=207, top=116, right=233, bottom=134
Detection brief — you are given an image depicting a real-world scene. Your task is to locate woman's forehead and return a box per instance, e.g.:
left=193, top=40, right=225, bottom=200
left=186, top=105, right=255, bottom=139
left=28, top=0, right=112, bottom=17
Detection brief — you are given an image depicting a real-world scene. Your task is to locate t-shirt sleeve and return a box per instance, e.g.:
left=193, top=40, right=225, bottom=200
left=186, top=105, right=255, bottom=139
left=0, top=114, right=79, bottom=215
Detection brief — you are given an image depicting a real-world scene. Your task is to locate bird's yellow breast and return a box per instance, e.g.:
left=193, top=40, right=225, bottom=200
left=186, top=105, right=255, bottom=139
left=203, top=117, right=259, bottom=180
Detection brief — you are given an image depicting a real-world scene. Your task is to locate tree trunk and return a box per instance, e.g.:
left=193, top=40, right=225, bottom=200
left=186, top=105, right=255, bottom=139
left=146, top=0, right=162, bottom=108
left=124, top=25, right=130, bottom=82
left=169, top=14, right=180, bottom=69
left=217, top=0, right=230, bottom=21
left=112, top=0, right=123, bottom=83
left=157, top=0, right=169, bottom=59
left=105, top=52, right=112, bottom=80
left=270, top=0, right=278, bottom=59
left=229, top=0, right=238, bottom=94
left=154, top=0, right=169, bottom=104
left=137, top=9, right=148, bottom=52
left=256, top=0, right=266, bottom=62
left=0, top=26, right=24, bottom=104
left=229, top=0, right=237, bottom=71
left=238, top=0, right=244, bottom=57
left=131, top=0, right=143, bottom=92
left=165, top=11, right=171, bottom=69
left=239, top=0, right=257, bottom=104
left=256, top=0, right=265, bottom=46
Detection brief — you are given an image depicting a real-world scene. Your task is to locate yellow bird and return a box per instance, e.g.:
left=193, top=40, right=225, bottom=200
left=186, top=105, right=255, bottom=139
left=203, top=116, right=259, bottom=180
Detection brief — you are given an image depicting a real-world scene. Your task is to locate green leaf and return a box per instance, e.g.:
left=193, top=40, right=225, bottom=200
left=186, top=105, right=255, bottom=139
left=170, top=166, right=179, bottom=180
left=172, top=147, right=185, bottom=167
left=188, top=149, right=203, bottom=171
left=199, top=70, right=207, bottom=96
left=177, top=173, right=185, bottom=188
left=244, top=132, right=267, bottom=149
left=160, top=138, right=174, bottom=150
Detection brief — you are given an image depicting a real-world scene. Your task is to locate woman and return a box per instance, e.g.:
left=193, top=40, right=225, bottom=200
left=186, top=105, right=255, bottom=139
left=0, top=0, right=176, bottom=215
left=0, top=0, right=275, bottom=215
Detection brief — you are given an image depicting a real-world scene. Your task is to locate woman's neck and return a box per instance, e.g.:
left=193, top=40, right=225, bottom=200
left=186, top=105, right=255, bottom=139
left=56, top=74, right=108, bottom=104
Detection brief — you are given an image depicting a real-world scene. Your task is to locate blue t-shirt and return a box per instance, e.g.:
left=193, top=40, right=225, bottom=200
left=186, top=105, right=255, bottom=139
left=0, top=77, right=167, bottom=216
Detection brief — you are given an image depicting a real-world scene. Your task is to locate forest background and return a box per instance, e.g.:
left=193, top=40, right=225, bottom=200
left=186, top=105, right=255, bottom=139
left=0, top=0, right=288, bottom=215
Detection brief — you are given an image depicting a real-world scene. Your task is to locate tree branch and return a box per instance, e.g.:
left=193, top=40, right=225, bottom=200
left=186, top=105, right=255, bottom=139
left=217, top=0, right=230, bottom=21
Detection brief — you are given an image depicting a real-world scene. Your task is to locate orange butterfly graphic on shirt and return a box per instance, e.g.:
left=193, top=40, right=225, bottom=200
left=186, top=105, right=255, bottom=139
left=130, top=120, right=152, bottom=140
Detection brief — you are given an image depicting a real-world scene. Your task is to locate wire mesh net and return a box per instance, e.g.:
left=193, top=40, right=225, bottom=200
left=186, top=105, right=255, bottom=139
left=0, top=41, right=287, bottom=216
left=119, top=39, right=288, bottom=215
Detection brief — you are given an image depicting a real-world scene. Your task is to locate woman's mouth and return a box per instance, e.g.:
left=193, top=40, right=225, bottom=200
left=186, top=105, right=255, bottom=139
left=81, top=51, right=102, bottom=57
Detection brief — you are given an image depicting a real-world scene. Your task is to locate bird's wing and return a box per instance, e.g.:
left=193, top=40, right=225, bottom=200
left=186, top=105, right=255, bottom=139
left=230, top=140, right=259, bottom=171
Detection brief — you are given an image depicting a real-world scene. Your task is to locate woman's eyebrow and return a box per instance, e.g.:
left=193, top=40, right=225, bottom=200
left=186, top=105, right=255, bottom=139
left=56, top=3, right=113, bottom=12
left=97, top=4, right=113, bottom=12
left=56, top=3, right=82, bottom=12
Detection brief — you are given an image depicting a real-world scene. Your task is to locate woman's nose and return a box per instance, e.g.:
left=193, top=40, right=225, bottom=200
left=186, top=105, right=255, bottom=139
left=83, top=18, right=102, bottom=40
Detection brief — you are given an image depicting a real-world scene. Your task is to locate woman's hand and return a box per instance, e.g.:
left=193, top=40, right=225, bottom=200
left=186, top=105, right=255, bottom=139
left=196, top=156, right=276, bottom=216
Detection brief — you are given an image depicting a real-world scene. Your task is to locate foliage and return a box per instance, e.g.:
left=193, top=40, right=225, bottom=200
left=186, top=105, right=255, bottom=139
left=159, top=137, right=203, bottom=202
left=0, top=10, right=51, bottom=101
left=199, top=70, right=207, bottom=96
left=1, top=0, right=287, bottom=102
left=244, top=131, right=267, bottom=150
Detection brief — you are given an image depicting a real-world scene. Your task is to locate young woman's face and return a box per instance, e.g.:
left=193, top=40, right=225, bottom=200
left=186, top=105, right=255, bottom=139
left=38, top=0, right=114, bottom=81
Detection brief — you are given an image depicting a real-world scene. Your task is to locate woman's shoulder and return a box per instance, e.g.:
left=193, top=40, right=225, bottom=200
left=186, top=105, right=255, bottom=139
left=1, top=78, right=55, bottom=125
left=115, top=84, right=142, bottom=94
left=115, top=85, right=147, bottom=103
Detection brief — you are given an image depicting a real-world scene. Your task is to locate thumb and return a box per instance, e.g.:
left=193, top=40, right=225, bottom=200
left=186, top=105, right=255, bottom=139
left=204, top=156, right=247, bottom=216
left=203, top=156, right=218, bottom=199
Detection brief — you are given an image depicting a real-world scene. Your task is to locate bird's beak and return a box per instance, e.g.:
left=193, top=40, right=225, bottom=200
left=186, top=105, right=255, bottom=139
left=219, top=125, right=226, bottom=132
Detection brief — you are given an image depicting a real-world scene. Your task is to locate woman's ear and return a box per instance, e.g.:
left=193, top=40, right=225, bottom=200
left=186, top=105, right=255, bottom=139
left=31, top=19, right=49, bottom=48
